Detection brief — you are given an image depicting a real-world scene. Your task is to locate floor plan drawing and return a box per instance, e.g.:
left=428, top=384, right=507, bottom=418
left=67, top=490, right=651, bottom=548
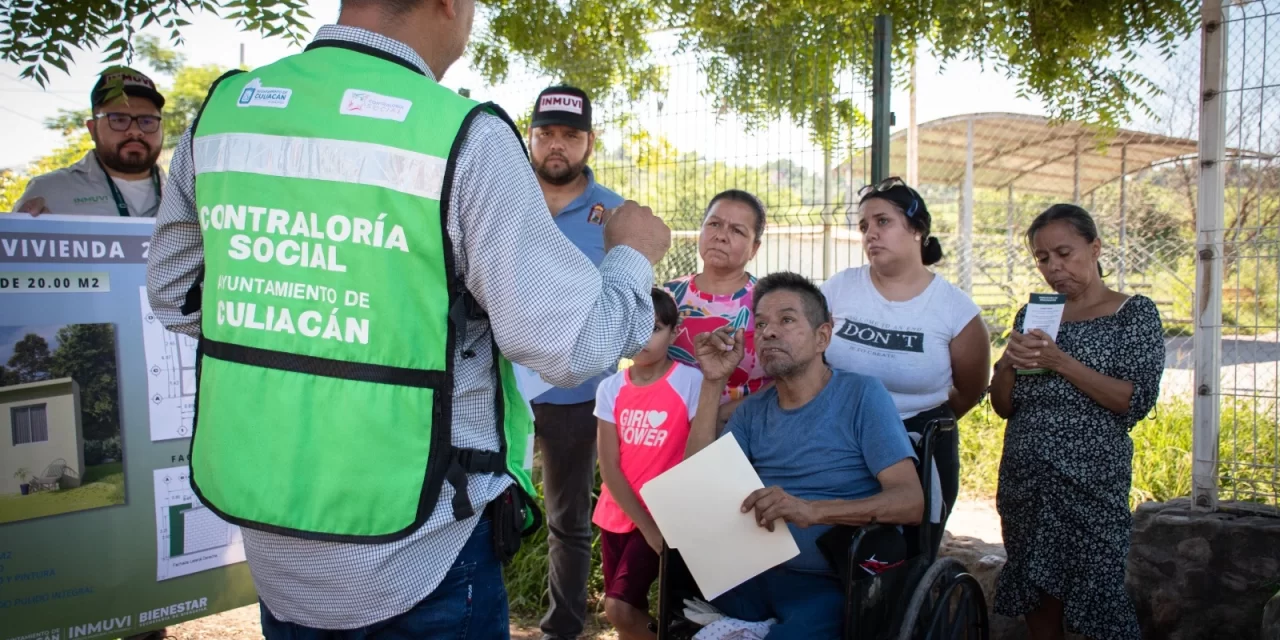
left=154, top=465, right=245, bottom=581
left=140, top=286, right=198, bottom=441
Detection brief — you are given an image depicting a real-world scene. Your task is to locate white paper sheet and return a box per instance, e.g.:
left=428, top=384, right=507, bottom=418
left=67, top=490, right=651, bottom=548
left=1023, top=292, right=1067, bottom=340
left=1018, top=292, right=1067, bottom=375
left=639, top=434, right=800, bottom=600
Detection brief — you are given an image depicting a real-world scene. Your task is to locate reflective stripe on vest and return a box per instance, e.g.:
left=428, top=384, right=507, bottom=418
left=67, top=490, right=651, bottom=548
left=193, top=132, right=449, bottom=200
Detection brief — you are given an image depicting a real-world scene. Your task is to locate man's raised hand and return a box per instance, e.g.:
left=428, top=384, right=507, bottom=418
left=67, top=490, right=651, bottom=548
left=694, top=326, right=744, bottom=383
left=602, top=200, right=672, bottom=265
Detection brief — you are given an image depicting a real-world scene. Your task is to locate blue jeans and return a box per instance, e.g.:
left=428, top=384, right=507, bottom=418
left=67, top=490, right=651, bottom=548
left=711, top=567, right=844, bottom=639
left=259, top=518, right=508, bottom=640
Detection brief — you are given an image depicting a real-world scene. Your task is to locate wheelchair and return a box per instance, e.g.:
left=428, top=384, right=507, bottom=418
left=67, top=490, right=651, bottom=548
left=653, top=418, right=990, bottom=640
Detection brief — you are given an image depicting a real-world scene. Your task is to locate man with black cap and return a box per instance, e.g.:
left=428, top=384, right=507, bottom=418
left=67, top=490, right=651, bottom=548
left=16, top=67, right=166, bottom=216
left=527, top=84, right=624, bottom=640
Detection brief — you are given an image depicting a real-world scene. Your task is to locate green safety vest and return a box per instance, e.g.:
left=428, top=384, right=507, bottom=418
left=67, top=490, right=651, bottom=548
left=184, top=41, right=539, bottom=543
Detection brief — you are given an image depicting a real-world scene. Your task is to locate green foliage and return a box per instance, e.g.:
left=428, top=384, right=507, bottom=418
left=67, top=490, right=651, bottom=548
left=0, top=133, right=95, bottom=212
left=49, top=324, right=121, bottom=443
left=134, top=33, right=185, bottom=74
left=132, top=33, right=233, bottom=144
left=0, top=0, right=308, bottom=87
left=161, top=62, right=232, bottom=143
left=471, top=0, right=663, bottom=117
left=4, top=1, right=1198, bottom=137
left=7, top=333, right=52, bottom=383
left=593, top=131, right=827, bottom=281
left=0, top=464, right=125, bottom=524
left=44, top=108, right=91, bottom=136
left=84, top=436, right=123, bottom=466
left=959, top=398, right=1279, bottom=511
left=477, top=0, right=1199, bottom=137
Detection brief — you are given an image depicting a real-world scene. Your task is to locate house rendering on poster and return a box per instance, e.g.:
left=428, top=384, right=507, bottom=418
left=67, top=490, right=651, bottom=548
left=1, top=378, right=85, bottom=495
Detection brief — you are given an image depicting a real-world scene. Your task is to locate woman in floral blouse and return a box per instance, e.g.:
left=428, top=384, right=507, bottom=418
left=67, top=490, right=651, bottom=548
left=663, top=189, right=771, bottom=430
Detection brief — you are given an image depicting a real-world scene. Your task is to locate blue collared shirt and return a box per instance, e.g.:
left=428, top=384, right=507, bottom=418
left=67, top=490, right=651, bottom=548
left=534, top=166, right=625, bottom=405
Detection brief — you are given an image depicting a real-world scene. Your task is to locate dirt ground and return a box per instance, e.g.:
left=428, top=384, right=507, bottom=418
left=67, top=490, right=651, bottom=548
left=168, top=499, right=1002, bottom=639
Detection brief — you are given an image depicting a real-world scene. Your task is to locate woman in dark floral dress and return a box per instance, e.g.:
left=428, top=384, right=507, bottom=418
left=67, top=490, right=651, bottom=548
left=990, top=204, right=1165, bottom=640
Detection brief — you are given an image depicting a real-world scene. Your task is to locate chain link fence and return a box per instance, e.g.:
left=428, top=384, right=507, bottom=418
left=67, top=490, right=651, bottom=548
left=1203, top=0, right=1280, bottom=513
left=466, top=29, right=875, bottom=287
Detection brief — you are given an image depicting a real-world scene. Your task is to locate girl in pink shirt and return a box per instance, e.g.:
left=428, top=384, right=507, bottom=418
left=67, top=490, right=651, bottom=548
left=595, top=288, right=703, bottom=639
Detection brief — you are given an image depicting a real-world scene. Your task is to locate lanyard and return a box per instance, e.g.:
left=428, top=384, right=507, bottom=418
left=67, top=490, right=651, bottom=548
left=95, top=153, right=162, bottom=217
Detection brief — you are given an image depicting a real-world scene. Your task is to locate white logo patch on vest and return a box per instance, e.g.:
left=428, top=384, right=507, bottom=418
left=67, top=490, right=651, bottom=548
left=340, top=89, right=413, bottom=122
left=237, top=78, right=292, bottom=109
left=538, top=94, right=583, bottom=114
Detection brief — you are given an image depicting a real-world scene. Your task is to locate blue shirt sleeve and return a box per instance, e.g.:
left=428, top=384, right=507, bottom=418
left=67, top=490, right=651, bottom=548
left=726, top=402, right=752, bottom=462
left=854, top=377, right=917, bottom=476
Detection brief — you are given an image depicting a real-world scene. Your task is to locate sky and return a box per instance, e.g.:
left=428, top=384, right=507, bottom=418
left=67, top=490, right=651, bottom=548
left=0, top=2, right=1196, bottom=172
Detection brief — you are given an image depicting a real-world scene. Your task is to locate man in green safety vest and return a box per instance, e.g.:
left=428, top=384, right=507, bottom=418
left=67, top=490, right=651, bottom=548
left=145, top=0, right=671, bottom=636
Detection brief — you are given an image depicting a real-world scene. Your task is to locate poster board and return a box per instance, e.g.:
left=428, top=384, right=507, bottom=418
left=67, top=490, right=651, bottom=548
left=0, top=215, right=256, bottom=640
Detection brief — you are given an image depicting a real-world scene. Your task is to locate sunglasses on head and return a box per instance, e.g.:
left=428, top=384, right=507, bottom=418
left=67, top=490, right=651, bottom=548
left=857, top=176, right=919, bottom=218
left=96, top=112, right=162, bottom=134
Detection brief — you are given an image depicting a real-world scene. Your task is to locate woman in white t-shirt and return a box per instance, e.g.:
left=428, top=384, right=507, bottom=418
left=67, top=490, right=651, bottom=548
left=821, top=178, right=990, bottom=522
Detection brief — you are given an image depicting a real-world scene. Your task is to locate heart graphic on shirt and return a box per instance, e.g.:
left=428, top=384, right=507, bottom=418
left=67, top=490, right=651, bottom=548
left=645, top=411, right=668, bottom=428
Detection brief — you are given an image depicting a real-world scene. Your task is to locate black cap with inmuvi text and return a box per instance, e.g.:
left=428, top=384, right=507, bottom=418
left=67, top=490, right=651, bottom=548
left=531, top=85, right=592, bottom=131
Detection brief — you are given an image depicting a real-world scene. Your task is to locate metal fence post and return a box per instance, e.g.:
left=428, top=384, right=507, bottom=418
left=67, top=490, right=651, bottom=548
left=871, top=15, right=892, bottom=184
left=823, top=148, right=835, bottom=280
left=1006, top=184, right=1015, bottom=283
left=1119, top=145, right=1128, bottom=292
left=961, top=117, right=975, bottom=294
left=1193, top=0, right=1226, bottom=511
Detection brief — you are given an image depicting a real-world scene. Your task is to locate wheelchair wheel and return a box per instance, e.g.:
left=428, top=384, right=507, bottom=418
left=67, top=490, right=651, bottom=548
left=896, top=557, right=989, bottom=640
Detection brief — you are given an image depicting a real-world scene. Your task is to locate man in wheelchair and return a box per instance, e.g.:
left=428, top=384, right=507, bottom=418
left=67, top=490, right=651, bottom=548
left=684, top=272, right=925, bottom=639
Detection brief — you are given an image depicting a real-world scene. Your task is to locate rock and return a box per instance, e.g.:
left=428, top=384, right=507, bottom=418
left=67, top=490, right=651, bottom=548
left=939, top=533, right=1021, bottom=640
left=1128, top=498, right=1280, bottom=640
left=1263, top=592, right=1280, bottom=640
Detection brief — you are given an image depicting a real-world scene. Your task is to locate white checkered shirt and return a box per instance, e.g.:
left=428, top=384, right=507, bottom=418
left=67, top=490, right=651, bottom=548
left=145, top=24, right=654, bottom=629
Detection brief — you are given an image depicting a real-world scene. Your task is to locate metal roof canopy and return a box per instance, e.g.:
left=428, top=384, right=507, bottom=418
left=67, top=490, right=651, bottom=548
left=841, top=112, right=1270, bottom=293
left=859, top=112, right=1268, bottom=198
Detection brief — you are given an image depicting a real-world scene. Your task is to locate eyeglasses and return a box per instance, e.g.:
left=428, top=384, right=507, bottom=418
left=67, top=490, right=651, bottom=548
left=96, top=113, right=162, bottom=134
left=857, top=176, right=919, bottom=217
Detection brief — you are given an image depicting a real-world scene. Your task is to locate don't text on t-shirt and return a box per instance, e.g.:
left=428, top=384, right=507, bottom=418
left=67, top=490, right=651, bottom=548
left=821, top=265, right=981, bottom=419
